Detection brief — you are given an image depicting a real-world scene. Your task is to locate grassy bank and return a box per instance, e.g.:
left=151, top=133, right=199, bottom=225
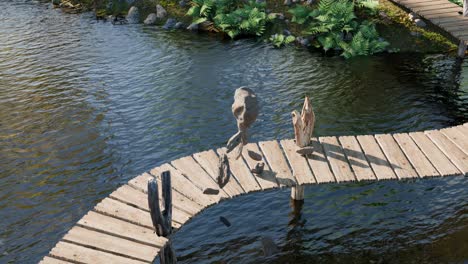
left=55, top=0, right=458, bottom=57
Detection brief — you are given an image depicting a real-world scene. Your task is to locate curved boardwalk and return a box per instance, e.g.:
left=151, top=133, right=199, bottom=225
left=390, top=0, right=468, bottom=45
left=40, top=124, right=468, bottom=264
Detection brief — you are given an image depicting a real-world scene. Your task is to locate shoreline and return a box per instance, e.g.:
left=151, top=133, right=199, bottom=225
left=53, top=0, right=459, bottom=57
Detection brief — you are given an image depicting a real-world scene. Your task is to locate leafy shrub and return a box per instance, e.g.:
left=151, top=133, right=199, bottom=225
left=269, top=34, right=295, bottom=47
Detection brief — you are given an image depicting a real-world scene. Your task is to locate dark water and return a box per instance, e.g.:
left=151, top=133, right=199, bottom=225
left=0, top=1, right=467, bottom=263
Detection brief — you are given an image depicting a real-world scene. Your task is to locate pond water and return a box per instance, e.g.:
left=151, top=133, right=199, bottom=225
left=0, top=1, right=467, bottom=263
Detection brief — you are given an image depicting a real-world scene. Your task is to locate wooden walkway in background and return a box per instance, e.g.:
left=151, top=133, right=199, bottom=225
left=390, top=0, right=468, bottom=44
left=40, top=123, right=468, bottom=264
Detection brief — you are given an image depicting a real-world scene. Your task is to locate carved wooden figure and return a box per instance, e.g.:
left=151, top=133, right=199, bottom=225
left=148, top=171, right=176, bottom=263
left=227, top=87, right=259, bottom=159
left=148, top=171, right=172, bottom=237
left=217, top=153, right=230, bottom=188
left=292, top=96, right=315, bottom=148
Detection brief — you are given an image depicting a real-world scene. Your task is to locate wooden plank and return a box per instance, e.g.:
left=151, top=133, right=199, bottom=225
left=40, top=257, right=73, bottom=264
left=442, top=20, right=468, bottom=29
left=435, top=16, right=467, bottom=25
left=404, top=1, right=453, bottom=9
left=279, top=139, right=316, bottom=185
left=319, top=136, right=356, bottom=182
left=171, top=156, right=229, bottom=200
left=393, top=133, right=439, bottom=177
left=400, top=0, right=450, bottom=5
left=128, top=173, right=202, bottom=216
left=417, top=4, right=460, bottom=12
left=356, top=135, right=397, bottom=180
left=422, top=8, right=463, bottom=18
left=150, top=164, right=217, bottom=207
left=375, top=134, right=418, bottom=179
left=78, top=211, right=167, bottom=247
left=338, top=136, right=376, bottom=181
left=94, top=198, right=154, bottom=229
left=49, top=242, right=146, bottom=264
left=192, top=149, right=244, bottom=197
left=305, top=138, right=336, bottom=183
left=258, top=140, right=297, bottom=186
left=416, top=5, right=460, bottom=13
left=409, top=132, right=461, bottom=176
left=425, top=130, right=468, bottom=174
left=440, top=126, right=468, bottom=154
left=241, top=143, right=279, bottom=189
left=109, top=185, right=189, bottom=227
left=398, top=0, right=441, bottom=4
left=63, top=226, right=159, bottom=262
left=425, top=11, right=463, bottom=20
left=216, top=148, right=262, bottom=193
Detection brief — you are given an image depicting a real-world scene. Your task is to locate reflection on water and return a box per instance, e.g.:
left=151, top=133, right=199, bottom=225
left=172, top=178, right=468, bottom=263
left=0, top=1, right=467, bottom=263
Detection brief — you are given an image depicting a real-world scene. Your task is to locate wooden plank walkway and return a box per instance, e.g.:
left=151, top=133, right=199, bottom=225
left=390, top=0, right=468, bottom=45
left=40, top=123, right=468, bottom=264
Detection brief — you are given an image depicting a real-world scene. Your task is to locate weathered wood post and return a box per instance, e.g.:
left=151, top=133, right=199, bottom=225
left=148, top=171, right=176, bottom=264
left=290, top=97, right=315, bottom=201
left=464, top=0, right=468, bottom=16
left=458, top=40, right=467, bottom=58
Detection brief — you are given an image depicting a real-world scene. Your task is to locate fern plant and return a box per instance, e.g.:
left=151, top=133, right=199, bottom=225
left=305, top=0, right=357, bottom=36
left=448, top=0, right=462, bottom=6
left=288, top=5, right=315, bottom=25
left=355, top=0, right=379, bottom=14
left=296, top=0, right=388, bottom=58
left=269, top=34, right=295, bottom=48
left=187, top=0, right=269, bottom=38
left=187, top=0, right=237, bottom=24
left=339, top=22, right=389, bottom=58
left=213, top=1, right=269, bottom=38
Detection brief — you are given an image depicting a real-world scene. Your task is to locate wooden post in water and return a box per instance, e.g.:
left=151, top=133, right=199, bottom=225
left=458, top=41, right=467, bottom=58
left=148, top=171, right=176, bottom=264
left=290, top=97, right=315, bottom=201
left=290, top=185, right=305, bottom=200
left=464, top=0, right=468, bottom=16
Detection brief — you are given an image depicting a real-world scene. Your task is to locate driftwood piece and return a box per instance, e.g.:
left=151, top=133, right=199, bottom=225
left=247, top=150, right=262, bottom=161
left=203, top=188, right=220, bottom=195
left=226, top=87, right=259, bottom=159
left=291, top=97, right=315, bottom=148
left=251, top=162, right=265, bottom=175
left=148, top=171, right=172, bottom=237
left=217, top=153, right=230, bottom=188
left=219, top=216, right=231, bottom=227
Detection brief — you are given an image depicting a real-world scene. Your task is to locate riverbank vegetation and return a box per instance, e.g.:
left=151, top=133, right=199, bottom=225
left=52, top=0, right=458, bottom=58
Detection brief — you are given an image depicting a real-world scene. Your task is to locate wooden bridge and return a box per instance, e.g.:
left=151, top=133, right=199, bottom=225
left=38, top=123, right=468, bottom=263
left=390, top=0, right=468, bottom=55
